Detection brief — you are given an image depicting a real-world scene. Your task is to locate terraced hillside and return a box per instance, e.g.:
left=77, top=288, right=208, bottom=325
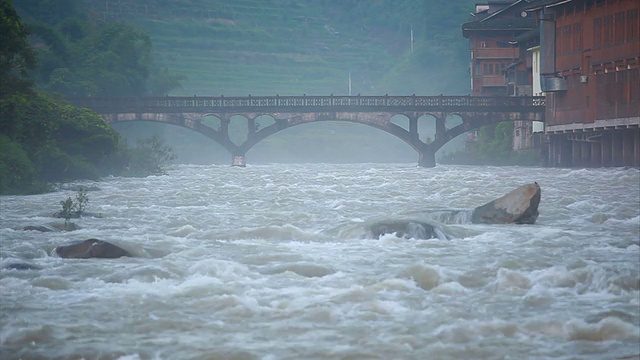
left=87, top=0, right=474, bottom=96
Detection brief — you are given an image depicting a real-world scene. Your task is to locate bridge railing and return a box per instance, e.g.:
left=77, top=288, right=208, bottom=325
left=69, top=95, right=545, bottom=113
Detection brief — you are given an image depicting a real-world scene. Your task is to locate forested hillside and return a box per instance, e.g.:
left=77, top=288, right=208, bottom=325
left=1, top=0, right=181, bottom=194
left=82, top=0, right=476, bottom=96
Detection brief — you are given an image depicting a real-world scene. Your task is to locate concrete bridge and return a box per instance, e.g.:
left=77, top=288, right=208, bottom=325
left=70, top=94, right=545, bottom=167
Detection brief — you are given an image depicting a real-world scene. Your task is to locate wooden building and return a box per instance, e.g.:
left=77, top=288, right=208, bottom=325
left=463, top=1, right=536, bottom=97
left=528, top=0, right=639, bottom=167
left=462, top=1, right=542, bottom=151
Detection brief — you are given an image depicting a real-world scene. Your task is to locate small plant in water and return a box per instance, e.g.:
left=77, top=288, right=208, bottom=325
left=58, top=189, right=90, bottom=229
left=75, top=189, right=89, bottom=216
left=60, top=197, right=75, bottom=226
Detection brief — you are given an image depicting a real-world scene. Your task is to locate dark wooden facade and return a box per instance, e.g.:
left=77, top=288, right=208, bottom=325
left=463, top=2, right=536, bottom=97
left=463, top=1, right=542, bottom=152
left=530, top=0, right=639, bottom=167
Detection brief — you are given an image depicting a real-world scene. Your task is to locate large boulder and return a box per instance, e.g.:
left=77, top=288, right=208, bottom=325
left=471, top=183, right=541, bottom=224
left=53, top=239, right=131, bottom=259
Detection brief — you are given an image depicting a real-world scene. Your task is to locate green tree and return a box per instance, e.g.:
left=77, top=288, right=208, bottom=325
left=439, top=122, right=540, bottom=166
left=12, top=0, right=80, bottom=25
left=78, top=23, right=153, bottom=96
left=0, top=0, right=37, bottom=95
left=125, top=135, right=177, bottom=177
left=0, top=0, right=181, bottom=194
left=148, top=66, right=186, bottom=95
left=0, top=134, right=45, bottom=194
left=0, top=91, right=125, bottom=190
left=475, top=122, right=515, bottom=160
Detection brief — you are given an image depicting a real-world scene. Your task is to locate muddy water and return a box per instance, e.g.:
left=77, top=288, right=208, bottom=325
left=1, top=164, right=638, bottom=359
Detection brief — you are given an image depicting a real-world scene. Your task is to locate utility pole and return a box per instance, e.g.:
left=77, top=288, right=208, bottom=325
left=410, top=26, right=414, bottom=54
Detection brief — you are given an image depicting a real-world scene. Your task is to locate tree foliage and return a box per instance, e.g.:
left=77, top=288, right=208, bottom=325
left=0, top=92, right=125, bottom=189
left=439, top=122, right=541, bottom=166
left=0, top=1, right=183, bottom=194
left=28, top=20, right=180, bottom=96
left=0, top=134, right=44, bottom=194
left=124, top=135, right=177, bottom=177
left=0, top=0, right=37, bottom=94
left=14, top=0, right=183, bottom=96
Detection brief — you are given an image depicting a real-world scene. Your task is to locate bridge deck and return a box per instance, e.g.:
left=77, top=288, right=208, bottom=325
left=71, top=95, right=545, bottom=114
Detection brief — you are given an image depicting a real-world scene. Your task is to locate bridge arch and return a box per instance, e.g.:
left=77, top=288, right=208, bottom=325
left=244, top=113, right=425, bottom=162
left=248, top=121, right=419, bottom=164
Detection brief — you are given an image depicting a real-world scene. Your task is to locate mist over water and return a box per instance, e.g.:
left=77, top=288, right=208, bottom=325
left=1, top=164, right=639, bottom=359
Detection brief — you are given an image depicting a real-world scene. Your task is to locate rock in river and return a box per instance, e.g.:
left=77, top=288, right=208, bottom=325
left=471, top=183, right=541, bottom=224
left=53, top=239, right=131, bottom=259
left=3, top=262, right=43, bottom=270
left=366, top=220, right=449, bottom=240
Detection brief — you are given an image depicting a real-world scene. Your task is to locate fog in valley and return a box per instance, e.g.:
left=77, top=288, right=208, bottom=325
left=88, top=0, right=476, bottom=165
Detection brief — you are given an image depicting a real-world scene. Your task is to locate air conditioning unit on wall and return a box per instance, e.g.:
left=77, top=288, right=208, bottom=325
left=541, top=76, right=568, bottom=92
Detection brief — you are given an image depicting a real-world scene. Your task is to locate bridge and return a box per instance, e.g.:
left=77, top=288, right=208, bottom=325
left=70, top=94, right=545, bottom=167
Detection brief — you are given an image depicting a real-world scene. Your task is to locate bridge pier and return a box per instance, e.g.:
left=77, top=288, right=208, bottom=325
left=232, top=155, right=246, bottom=167
left=418, top=150, right=436, bottom=168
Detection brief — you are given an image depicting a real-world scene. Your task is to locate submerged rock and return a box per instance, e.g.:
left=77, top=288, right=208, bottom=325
left=52, top=211, right=102, bottom=219
left=22, top=225, right=54, bottom=232
left=4, top=262, right=43, bottom=270
left=471, top=183, right=541, bottom=224
left=48, top=222, right=81, bottom=231
left=366, top=220, right=448, bottom=240
left=53, top=239, right=131, bottom=259
left=59, top=184, right=101, bottom=192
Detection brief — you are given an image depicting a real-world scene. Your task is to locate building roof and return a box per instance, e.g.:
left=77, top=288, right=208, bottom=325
left=463, top=17, right=537, bottom=31
left=514, top=27, right=540, bottom=42
left=462, top=0, right=537, bottom=37
left=523, top=0, right=573, bottom=11
left=481, top=0, right=527, bottom=22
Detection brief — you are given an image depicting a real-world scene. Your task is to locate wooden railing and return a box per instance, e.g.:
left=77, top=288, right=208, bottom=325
left=69, top=95, right=546, bottom=114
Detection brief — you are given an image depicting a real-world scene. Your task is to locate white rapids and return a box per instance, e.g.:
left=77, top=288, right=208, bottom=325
left=1, top=163, right=638, bottom=359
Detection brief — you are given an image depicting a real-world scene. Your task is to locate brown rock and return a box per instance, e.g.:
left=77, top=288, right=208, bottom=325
left=471, top=183, right=541, bottom=224
left=53, top=239, right=131, bottom=259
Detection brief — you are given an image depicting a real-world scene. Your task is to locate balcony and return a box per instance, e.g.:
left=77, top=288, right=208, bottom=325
left=476, top=75, right=507, bottom=87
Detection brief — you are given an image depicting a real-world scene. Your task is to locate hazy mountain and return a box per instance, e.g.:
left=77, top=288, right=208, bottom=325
left=85, top=0, right=475, bottom=96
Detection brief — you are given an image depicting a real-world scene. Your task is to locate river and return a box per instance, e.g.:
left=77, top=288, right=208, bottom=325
left=1, top=163, right=638, bottom=359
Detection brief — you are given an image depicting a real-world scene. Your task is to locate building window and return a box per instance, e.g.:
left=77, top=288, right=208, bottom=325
left=573, top=23, right=582, bottom=52
left=615, top=12, right=625, bottom=44
left=628, top=9, right=639, bottom=41
left=594, top=17, right=602, bottom=48
left=603, top=14, right=613, bottom=46
left=564, top=25, right=572, bottom=54
left=630, top=69, right=639, bottom=104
